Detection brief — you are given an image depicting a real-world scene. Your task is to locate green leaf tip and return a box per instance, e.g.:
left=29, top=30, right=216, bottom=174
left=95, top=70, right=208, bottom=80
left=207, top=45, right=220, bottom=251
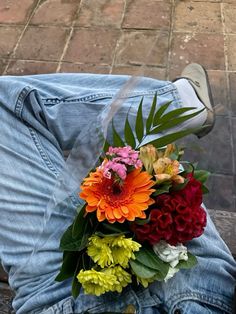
left=124, top=114, right=136, bottom=148
left=135, top=97, right=144, bottom=142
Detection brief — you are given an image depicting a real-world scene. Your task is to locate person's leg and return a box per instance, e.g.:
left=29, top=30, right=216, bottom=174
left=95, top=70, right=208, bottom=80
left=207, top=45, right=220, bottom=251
left=0, top=73, right=185, bottom=313
left=0, top=77, right=73, bottom=314
left=0, top=71, right=234, bottom=314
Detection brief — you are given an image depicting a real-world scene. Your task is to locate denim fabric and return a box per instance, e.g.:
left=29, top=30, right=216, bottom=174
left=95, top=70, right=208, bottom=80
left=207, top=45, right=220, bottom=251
left=0, top=73, right=235, bottom=314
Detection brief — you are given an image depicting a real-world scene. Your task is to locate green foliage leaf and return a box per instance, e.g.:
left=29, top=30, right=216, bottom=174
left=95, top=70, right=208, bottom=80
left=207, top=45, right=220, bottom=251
left=176, top=253, right=197, bottom=269
left=193, top=170, right=210, bottom=184
left=72, top=256, right=82, bottom=299
left=171, top=178, right=189, bottom=192
left=103, top=139, right=111, bottom=153
left=129, top=259, right=157, bottom=279
left=135, top=216, right=151, bottom=225
left=135, top=98, right=144, bottom=142
left=134, top=247, right=169, bottom=278
left=172, top=145, right=185, bottom=161
left=99, top=222, right=130, bottom=235
left=143, top=127, right=201, bottom=149
left=153, top=101, right=172, bottom=126
left=201, top=184, right=209, bottom=194
left=72, top=204, right=86, bottom=238
left=55, top=251, right=80, bottom=282
left=112, top=120, right=125, bottom=147
left=180, top=161, right=195, bottom=174
left=146, top=94, right=157, bottom=133
left=152, top=182, right=172, bottom=196
left=124, top=115, right=136, bottom=148
left=60, top=220, right=90, bottom=251
left=158, top=107, right=198, bottom=123
left=72, top=276, right=82, bottom=299
left=149, top=109, right=204, bottom=135
left=81, top=252, right=91, bottom=270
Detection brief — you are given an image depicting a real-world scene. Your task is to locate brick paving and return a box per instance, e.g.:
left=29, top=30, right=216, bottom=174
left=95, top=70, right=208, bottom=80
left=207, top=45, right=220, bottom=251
left=0, top=0, right=235, bottom=213
left=0, top=2, right=236, bottom=307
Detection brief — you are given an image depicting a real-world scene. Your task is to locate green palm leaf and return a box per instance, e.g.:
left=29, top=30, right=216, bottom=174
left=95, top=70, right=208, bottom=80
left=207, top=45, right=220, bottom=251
left=109, top=94, right=205, bottom=150
left=112, top=120, right=125, bottom=147
left=135, top=98, right=144, bottom=142
left=124, top=115, right=136, bottom=148
left=103, top=139, right=110, bottom=153
left=146, top=94, right=157, bottom=132
left=140, top=127, right=201, bottom=149
left=149, top=109, right=204, bottom=135
left=153, top=101, right=172, bottom=126
left=158, top=107, right=198, bottom=123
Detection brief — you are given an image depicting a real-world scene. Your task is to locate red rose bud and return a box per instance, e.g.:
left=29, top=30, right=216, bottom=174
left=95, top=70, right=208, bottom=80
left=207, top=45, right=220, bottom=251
left=133, top=174, right=207, bottom=245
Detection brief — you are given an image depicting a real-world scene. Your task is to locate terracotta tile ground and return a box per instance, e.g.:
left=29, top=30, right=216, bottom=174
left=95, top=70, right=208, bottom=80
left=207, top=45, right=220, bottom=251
left=0, top=0, right=235, bottom=213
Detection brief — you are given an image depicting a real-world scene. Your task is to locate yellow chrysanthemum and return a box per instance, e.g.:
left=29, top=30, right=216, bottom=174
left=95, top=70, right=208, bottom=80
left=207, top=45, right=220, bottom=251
left=105, top=266, right=132, bottom=293
left=87, top=235, right=141, bottom=268
left=110, top=235, right=141, bottom=251
left=109, top=235, right=141, bottom=267
left=77, top=269, right=118, bottom=296
left=87, top=235, right=113, bottom=268
left=136, top=275, right=156, bottom=288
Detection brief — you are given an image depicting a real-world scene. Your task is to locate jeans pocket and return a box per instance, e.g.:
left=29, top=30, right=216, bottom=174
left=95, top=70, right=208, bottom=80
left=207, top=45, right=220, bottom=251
left=171, top=300, right=232, bottom=314
left=39, top=297, right=74, bottom=314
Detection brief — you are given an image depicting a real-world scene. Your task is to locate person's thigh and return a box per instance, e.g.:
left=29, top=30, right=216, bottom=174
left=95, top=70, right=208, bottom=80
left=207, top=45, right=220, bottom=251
left=0, top=94, right=79, bottom=312
left=0, top=73, right=181, bottom=313
left=1, top=73, right=235, bottom=313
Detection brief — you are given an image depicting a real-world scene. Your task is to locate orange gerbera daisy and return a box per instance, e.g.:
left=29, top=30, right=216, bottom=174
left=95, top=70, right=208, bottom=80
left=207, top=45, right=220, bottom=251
left=79, top=167, right=155, bottom=223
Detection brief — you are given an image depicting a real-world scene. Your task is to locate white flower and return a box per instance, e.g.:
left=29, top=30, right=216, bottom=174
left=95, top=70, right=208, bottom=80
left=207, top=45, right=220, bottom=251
left=164, top=266, right=179, bottom=282
left=153, top=240, right=188, bottom=268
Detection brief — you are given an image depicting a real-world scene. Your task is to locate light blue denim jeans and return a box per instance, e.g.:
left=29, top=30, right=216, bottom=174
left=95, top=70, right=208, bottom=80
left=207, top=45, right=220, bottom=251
left=0, top=73, right=235, bottom=314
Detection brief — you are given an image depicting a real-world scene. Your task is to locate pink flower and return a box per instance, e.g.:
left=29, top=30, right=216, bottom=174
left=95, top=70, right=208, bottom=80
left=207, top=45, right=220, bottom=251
left=106, top=146, right=142, bottom=169
left=100, top=146, right=143, bottom=181
left=109, top=162, right=127, bottom=180
left=101, top=160, right=127, bottom=180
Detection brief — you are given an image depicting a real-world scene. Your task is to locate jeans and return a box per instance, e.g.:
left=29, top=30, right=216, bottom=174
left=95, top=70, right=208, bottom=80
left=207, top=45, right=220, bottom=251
left=0, top=73, right=235, bottom=314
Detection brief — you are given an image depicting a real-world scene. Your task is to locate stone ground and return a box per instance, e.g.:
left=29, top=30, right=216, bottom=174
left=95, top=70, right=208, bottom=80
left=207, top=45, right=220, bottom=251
left=0, top=1, right=235, bottom=226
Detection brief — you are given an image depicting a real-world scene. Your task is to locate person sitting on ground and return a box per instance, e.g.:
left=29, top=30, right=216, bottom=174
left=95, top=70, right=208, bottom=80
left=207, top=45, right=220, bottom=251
left=0, top=63, right=235, bottom=314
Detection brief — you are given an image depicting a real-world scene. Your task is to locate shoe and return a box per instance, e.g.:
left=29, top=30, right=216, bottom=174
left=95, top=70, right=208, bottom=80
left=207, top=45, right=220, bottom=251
left=176, top=63, right=215, bottom=138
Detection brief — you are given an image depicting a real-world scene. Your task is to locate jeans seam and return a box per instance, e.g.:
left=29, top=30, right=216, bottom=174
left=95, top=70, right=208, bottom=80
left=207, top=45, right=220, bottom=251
left=42, top=84, right=175, bottom=105
left=171, top=87, right=183, bottom=107
left=28, top=126, right=59, bottom=176
left=167, top=291, right=232, bottom=313
left=15, top=87, right=60, bottom=176
left=15, top=86, right=33, bottom=118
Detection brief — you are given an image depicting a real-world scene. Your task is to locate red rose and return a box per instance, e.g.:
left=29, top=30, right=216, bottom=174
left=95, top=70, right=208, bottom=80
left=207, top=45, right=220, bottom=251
left=133, top=174, right=207, bottom=245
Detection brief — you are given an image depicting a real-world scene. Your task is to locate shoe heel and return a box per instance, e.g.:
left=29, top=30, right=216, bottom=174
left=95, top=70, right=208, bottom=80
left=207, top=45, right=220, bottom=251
left=195, top=110, right=215, bottom=138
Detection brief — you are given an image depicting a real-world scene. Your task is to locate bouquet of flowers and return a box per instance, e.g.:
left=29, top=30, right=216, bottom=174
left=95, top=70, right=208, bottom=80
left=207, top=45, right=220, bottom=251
left=55, top=95, right=209, bottom=298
